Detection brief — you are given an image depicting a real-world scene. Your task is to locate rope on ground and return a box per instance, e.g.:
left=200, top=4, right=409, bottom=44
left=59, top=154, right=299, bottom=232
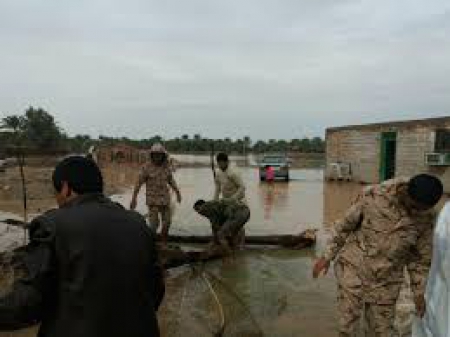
left=174, top=241, right=226, bottom=337
left=174, top=274, right=189, bottom=337
left=204, top=270, right=264, bottom=337
left=169, top=217, right=262, bottom=336
left=201, top=271, right=226, bottom=337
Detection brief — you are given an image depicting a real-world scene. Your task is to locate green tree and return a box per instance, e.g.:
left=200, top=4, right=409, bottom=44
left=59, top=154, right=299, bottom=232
left=311, top=137, right=325, bottom=153
left=1, top=115, right=24, bottom=133
left=1, top=115, right=25, bottom=146
left=253, top=140, right=267, bottom=153
left=22, top=107, right=63, bottom=149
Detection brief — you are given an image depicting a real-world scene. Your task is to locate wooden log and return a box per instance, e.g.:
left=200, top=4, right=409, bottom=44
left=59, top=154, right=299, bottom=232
left=159, top=246, right=223, bottom=270
left=0, top=218, right=317, bottom=271
left=166, top=229, right=317, bottom=249
left=2, top=219, right=317, bottom=249
left=161, top=229, right=317, bottom=270
left=1, top=219, right=28, bottom=228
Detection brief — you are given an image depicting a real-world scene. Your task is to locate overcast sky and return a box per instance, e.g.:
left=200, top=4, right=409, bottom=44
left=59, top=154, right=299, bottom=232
left=0, top=0, right=449, bottom=140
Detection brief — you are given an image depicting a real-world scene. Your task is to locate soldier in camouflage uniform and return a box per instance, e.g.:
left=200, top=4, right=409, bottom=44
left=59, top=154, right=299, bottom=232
left=130, top=143, right=182, bottom=246
left=194, top=199, right=251, bottom=255
left=313, top=174, right=443, bottom=337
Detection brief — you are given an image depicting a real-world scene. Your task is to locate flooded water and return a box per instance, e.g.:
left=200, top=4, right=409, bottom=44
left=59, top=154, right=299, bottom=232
left=112, top=167, right=353, bottom=337
left=0, top=167, right=369, bottom=337
left=113, top=168, right=327, bottom=235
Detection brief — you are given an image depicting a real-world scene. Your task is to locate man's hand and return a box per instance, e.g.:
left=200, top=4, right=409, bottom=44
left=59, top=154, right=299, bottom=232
left=313, top=257, right=330, bottom=279
left=414, top=294, right=426, bottom=318
left=130, top=198, right=137, bottom=210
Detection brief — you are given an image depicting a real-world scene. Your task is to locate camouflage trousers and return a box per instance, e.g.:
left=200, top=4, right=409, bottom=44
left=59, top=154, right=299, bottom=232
left=336, top=262, right=397, bottom=337
left=213, top=206, right=250, bottom=248
left=147, top=205, right=171, bottom=234
left=338, top=287, right=396, bottom=337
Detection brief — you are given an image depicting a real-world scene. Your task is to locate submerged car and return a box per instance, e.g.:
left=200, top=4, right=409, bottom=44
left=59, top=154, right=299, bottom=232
left=258, top=155, right=290, bottom=181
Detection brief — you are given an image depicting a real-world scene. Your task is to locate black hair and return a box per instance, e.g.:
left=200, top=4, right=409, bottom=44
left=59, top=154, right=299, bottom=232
left=408, top=174, right=443, bottom=207
left=52, top=156, right=104, bottom=194
left=216, top=152, right=229, bottom=162
left=194, top=199, right=206, bottom=209
left=151, top=151, right=167, bottom=162
left=151, top=151, right=167, bottom=158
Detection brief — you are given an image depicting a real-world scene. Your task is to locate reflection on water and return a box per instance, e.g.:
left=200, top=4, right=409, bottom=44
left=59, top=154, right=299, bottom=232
left=259, top=183, right=289, bottom=220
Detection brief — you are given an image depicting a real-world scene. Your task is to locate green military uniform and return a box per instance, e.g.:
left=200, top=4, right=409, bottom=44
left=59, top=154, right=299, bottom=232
left=201, top=199, right=250, bottom=247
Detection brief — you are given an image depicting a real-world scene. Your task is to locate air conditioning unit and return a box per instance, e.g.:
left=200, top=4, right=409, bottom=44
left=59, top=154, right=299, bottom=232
left=328, top=162, right=352, bottom=181
left=425, top=153, right=450, bottom=166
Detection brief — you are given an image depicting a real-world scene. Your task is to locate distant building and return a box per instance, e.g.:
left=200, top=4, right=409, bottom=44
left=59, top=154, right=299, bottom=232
left=325, top=116, right=450, bottom=192
left=96, top=144, right=148, bottom=166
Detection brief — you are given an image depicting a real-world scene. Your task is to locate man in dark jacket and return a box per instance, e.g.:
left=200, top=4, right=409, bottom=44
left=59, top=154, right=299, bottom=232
left=0, top=156, right=165, bottom=337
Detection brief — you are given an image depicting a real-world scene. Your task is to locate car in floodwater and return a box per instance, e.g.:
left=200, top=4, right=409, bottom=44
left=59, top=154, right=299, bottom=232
left=258, top=154, right=290, bottom=181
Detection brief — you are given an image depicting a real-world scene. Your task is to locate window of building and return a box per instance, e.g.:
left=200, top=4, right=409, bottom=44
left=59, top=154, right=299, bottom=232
left=435, top=129, right=450, bottom=152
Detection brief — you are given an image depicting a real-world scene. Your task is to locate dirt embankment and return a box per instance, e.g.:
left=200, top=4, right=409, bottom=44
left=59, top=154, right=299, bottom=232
left=0, top=164, right=139, bottom=215
left=0, top=166, right=56, bottom=214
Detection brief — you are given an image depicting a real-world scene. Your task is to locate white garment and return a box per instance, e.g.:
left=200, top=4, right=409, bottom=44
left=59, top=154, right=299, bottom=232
left=413, top=202, right=450, bottom=337
left=214, top=168, right=246, bottom=203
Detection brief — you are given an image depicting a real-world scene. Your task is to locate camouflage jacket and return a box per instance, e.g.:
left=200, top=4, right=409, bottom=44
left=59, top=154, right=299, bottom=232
left=138, top=162, right=178, bottom=206
left=201, top=199, right=248, bottom=227
left=323, top=178, right=436, bottom=303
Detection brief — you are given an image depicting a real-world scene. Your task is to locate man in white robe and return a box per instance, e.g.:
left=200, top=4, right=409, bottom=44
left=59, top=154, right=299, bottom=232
left=413, top=202, right=450, bottom=337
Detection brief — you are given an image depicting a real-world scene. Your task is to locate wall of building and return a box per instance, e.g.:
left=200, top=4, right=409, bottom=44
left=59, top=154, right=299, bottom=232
left=97, top=145, right=148, bottom=167
left=326, top=118, right=450, bottom=192
left=396, top=127, right=434, bottom=177
left=326, top=129, right=380, bottom=183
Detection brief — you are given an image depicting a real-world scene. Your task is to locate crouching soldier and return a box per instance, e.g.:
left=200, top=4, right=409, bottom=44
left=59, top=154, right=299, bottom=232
left=194, top=199, right=250, bottom=256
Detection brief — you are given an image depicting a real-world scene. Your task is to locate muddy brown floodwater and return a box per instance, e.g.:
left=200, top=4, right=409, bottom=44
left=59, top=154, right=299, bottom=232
left=0, top=166, right=415, bottom=337
left=111, top=167, right=356, bottom=337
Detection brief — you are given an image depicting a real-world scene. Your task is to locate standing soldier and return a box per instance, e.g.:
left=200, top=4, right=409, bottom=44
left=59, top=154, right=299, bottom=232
left=130, top=143, right=182, bottom=247
left=313, top=174, right=443, bottom=337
